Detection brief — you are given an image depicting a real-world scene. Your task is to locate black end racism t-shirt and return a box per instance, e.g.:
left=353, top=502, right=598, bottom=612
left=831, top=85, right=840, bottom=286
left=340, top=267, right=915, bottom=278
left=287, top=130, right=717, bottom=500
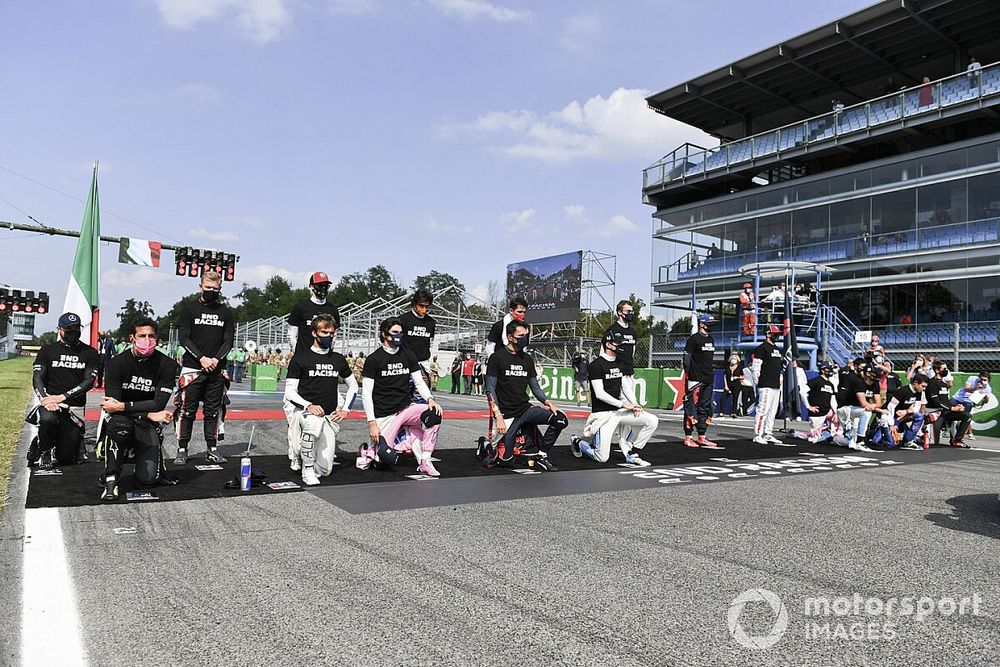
left=487, top=317, right=530, bottom=352
left=807, top=375, right=835, bottom=413
left=684, top=332, right=716, bottom=384
left=925, top=377, right=951, bottom=409
left=288, top=300, right=341, bottom=353
left=105, top=350, right=177, bottom=414
left=891, top=386, right=923, bottom=413
left=837, top=372, right=866, bottom=407
left=399, top=310, right=436, bottom=363
left=287, top=349, right=351, bottom=414
left=606, top=322, right=637, bottom=374
left=33, top=342, right=100, bottom=407
left=363, top=347, right=419, bottom=418
left=752, top=341, right=783, bottom=389
left=179, top=300, right=234, bottom=369
left=486, top=346, right=536, bottom=419
left=587, top=355, right=624, bottom=413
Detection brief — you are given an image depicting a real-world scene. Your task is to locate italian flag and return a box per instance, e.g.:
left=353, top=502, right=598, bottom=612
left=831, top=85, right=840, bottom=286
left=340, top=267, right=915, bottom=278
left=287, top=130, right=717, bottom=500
left=63, top=164, right=101, bottom=347
left=118, top=238, right=161, bottom=267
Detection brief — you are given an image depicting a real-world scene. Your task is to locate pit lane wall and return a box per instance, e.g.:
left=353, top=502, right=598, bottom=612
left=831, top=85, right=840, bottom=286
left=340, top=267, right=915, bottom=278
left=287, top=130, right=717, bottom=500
left=432, top=368, right=1000, bottom=437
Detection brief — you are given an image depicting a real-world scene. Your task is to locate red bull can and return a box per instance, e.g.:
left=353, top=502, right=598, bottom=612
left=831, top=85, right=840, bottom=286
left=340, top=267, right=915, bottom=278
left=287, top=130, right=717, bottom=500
left=239, top=457, right=252, bottom=491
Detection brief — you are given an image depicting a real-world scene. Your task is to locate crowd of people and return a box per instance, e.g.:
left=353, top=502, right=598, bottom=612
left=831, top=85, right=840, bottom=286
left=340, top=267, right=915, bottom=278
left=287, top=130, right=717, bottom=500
left=26, top=268, right=990, bottom=500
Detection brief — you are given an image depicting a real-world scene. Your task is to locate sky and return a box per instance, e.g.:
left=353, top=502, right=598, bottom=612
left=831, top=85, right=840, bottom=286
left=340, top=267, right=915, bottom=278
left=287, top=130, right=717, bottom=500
left=0, top=0, right=874, bottom=334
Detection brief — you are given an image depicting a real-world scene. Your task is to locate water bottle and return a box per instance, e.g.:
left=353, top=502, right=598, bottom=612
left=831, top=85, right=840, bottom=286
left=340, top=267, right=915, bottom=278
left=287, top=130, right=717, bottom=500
left=240, top=456, right=252, bottom=491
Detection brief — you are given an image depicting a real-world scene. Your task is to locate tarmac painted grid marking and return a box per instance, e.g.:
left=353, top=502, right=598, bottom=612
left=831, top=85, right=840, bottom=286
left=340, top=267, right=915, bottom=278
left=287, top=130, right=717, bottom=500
left=308, top=447, right=1000, bottom=514
left=21, top=508, right=87, bottom=666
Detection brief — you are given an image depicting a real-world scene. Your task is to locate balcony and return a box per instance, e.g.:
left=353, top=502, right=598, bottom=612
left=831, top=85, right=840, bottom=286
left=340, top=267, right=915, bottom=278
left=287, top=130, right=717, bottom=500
left=655, top=217, right=1000, bottom=285
left=643, top=62, right=1000, bottom=193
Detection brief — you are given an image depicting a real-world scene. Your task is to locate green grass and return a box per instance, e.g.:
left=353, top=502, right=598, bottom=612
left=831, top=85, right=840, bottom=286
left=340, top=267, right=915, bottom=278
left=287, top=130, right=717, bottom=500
left=0, top=357, right=33, bottom=515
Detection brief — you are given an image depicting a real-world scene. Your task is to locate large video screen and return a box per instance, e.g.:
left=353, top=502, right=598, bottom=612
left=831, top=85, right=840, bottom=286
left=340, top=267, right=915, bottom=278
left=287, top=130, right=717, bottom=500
left=506, top=251, right=583, bottom=324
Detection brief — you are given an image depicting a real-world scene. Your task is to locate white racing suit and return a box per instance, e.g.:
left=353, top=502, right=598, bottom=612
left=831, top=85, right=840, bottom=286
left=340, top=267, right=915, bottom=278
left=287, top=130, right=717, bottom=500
left=580, top=409, right=659, bottom=463
left=283, top=374, right=358, bottom=478
left=579, top=372, right=659, bottom=463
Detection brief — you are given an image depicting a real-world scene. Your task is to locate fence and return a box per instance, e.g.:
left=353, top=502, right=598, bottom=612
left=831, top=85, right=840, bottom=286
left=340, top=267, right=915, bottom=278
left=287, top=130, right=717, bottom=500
left=648, top=321, right=1000, bottom=372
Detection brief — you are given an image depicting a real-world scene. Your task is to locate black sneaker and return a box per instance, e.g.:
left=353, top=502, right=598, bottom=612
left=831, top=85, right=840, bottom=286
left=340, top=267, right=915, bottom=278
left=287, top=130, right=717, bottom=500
left=76, top=441, right=89, bottom=464
left=101, top=476, right=119, bottom=502
left=39, top=450, right=53, bottom=470
left=26, top=437, right=40, bottom=467
left=205, top=449, right=227, bottom=464
left=570, top=436, right=582, bottom=458
left=173, top=448, right=188, bottom=466
left=532, top=454, right=558, bottom=472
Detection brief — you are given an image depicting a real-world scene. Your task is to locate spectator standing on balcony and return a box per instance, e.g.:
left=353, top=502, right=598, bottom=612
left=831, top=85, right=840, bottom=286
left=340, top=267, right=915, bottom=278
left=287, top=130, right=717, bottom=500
left=967, top=56, right=982, bottom=88
left=738, top=282, right=756, bottom=336
left=918, top=76, right=934, bottom=108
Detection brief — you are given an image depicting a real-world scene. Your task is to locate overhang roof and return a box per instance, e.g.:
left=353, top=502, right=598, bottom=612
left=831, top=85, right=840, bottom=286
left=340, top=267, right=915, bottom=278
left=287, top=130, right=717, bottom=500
left=647, top=0, right=1000, bottom=140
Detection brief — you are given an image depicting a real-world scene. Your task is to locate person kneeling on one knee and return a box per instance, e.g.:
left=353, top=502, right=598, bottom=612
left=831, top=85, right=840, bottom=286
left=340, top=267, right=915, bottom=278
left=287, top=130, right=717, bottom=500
left=29, top=311, right=100, bottom=468
left=484, top=320, right=566, bottom=469
left=99, top=318, right=178, bottom=502
left=359, top=317, right=444, bottom=477
left=283, top=315, right=357, bottom=486
left=571, top=330, right=659, bottom=467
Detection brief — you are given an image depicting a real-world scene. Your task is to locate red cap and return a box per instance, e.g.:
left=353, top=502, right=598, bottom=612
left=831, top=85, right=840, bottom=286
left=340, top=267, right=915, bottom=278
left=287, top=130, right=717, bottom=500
left=310, top=272, right=331, bottom=285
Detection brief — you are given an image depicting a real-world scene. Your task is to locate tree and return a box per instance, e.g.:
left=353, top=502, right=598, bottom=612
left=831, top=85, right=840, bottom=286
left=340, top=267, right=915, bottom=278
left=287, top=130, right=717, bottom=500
left=115, top=298, right=155, bottom=338
left=36, top=331, right=57, bottom=346
left=331, top=265, right=405, bottom=306
left=413, top=270, right=465, bottom=313
left=158, top=293, right=205, bottom=335
left=670, top=316, right=692, bottom=334
left=231, top=276, right=308, bottom=322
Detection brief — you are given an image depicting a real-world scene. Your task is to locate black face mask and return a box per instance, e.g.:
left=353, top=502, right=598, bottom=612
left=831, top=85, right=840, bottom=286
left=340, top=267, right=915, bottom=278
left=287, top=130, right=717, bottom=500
left=202, top=289, right=220, bottom=304
left=512, top=336, right=525, bottom=350
left=312, top=285, right=329, bottom=300
left=63, top=330, right=81, bottom=345
left=621, top=312, right=634, bottom=323
left=316, top=335, right=333, bottom=350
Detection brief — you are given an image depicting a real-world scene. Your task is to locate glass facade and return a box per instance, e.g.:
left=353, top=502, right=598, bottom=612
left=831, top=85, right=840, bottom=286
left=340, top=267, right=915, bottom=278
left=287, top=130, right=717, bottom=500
left=652, top=139, right=1000, bottom=327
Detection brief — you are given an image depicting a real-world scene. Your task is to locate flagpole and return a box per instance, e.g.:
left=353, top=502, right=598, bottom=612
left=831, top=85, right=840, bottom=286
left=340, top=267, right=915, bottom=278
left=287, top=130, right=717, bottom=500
left=90, top=161, right=100, bottom=348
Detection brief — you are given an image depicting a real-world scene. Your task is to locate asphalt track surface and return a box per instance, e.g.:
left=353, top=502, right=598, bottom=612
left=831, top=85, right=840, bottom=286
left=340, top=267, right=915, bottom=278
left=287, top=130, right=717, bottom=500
left=4, top=385, right=1000, bottom=666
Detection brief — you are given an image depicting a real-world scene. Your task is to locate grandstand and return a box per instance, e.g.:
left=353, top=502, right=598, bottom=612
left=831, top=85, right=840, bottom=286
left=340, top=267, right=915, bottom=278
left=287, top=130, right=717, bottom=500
left=644, top=0, right=1000, bottom=368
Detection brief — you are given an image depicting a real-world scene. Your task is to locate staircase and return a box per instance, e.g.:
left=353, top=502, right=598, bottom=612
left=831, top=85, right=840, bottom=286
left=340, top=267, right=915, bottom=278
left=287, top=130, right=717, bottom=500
left=817, top=304, right=866, bottom=365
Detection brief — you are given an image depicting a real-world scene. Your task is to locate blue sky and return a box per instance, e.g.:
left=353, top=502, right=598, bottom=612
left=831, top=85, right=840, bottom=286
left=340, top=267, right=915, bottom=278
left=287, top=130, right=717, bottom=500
left=0, top=0, right=873, bottom=333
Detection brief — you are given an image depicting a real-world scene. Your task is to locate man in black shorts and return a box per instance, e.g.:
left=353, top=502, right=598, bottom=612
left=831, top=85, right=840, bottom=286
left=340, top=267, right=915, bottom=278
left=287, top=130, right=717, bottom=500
left=100, top=317, right=178, bottom=502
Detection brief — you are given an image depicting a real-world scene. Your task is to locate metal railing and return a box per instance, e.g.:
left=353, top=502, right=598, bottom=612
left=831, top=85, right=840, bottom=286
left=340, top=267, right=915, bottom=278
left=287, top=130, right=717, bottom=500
left=644, top=61, right=1000, bottom=190
left=234, top=285, right=502, bottom=357
left=656, top=217, right=1000, bottom=284
left=649, top=318, right=1000, bottom=372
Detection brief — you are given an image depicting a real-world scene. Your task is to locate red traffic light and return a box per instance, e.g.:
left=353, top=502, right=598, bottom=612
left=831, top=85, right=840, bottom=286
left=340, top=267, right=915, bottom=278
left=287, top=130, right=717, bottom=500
left=37, top=305, right=46, bottom=314
left=11, top=303, right=19, bottom=312
left=0, top=303, right=6, bottom=311
left=24, top=304, right=33, bottom=313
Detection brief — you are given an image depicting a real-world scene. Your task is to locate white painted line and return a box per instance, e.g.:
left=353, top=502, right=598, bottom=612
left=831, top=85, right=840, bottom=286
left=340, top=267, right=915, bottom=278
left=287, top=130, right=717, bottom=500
left=21, top=508, right=87, bottom=666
